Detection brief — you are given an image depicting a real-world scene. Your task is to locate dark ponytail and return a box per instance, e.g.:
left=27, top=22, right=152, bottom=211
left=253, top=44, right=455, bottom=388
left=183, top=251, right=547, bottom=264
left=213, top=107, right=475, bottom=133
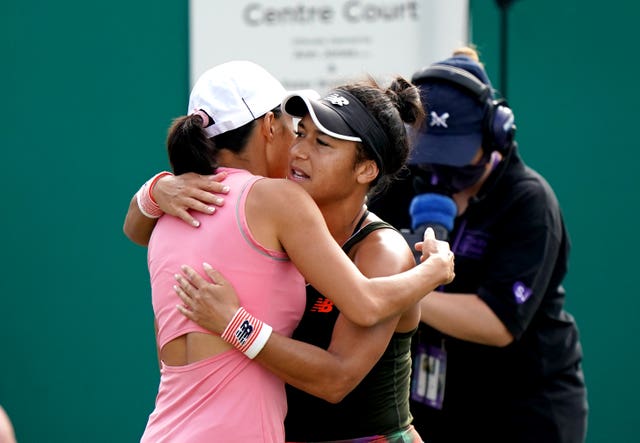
left=166, top=113, right=218, bottom=175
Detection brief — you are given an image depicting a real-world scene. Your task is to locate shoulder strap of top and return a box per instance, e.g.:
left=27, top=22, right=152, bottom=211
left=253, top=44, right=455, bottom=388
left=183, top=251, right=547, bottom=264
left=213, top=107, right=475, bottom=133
left=352, top=209, right=370, bottom=233
left=342, top=220, right=398, bottom=254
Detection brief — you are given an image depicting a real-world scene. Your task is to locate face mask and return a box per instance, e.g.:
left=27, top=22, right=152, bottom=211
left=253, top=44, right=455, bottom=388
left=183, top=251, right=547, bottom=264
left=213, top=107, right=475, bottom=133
left=431, top=162, right=487, bottom=194
left=413, top=152, right=490, bottom=196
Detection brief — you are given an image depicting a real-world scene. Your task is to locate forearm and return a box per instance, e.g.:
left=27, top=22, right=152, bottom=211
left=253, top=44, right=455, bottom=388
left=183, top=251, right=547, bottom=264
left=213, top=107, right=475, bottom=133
left=174, top=267, right=375, bottom=402
left=123, top=171, right=230, bottom=246
left=273, top=182, right=453, bottom=328
left=420, top=291, right=513, bottom=346
left=122, top=195, right=156, bottom=246
left=299, top=257, right=448, bottom=328
left=173, top=243, right=405, bottom=401
left=254, top=333, right=361, bottom=403
left=358, top=260, right=449, bottom=326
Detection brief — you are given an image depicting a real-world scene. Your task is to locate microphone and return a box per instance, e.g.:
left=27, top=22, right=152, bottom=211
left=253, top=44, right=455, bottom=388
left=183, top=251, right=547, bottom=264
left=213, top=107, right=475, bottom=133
left=404, top=193, right=457, bottom=262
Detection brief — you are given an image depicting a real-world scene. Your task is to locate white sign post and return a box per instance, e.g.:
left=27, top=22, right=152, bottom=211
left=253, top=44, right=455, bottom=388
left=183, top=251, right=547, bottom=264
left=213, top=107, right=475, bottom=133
left=190, top=1, right=468, bottom=93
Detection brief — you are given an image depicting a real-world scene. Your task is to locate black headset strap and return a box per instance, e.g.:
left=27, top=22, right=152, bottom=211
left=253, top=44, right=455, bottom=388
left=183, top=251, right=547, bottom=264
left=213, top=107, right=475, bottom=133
left=412, top=63, right=514, bottom=154
left=412, top=64, right=492, bottom=102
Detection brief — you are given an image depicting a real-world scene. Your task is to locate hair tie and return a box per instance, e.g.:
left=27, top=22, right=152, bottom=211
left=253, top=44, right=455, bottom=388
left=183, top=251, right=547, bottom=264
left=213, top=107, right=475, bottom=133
left=193, top=109, right=211, bottom=127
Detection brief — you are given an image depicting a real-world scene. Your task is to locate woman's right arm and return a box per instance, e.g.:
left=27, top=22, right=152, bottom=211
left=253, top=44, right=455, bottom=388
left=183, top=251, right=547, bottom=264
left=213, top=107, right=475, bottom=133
left=122, top=172, right=229, bottom=246
left=123, top=194, right=157, bottom=246
left=252, top=179, right=454, bottom=327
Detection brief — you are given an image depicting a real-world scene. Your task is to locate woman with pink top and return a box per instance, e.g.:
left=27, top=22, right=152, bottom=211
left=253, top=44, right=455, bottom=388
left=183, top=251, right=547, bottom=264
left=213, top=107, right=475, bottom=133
left=125, top=60, right=453, bottom=442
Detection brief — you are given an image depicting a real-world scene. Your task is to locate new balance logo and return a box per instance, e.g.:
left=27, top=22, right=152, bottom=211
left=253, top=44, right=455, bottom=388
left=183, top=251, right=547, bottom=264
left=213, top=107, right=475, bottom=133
left=325, top=94, right=349, bottom=106
left=430, top=111, right=450, bottom=128
left=310, top=297, right=334, bottom=313
left=235, top=320, right=253, bottom=345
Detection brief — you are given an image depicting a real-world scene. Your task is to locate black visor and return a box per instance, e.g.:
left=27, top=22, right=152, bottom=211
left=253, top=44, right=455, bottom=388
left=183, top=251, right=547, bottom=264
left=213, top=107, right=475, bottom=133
left=282, top=90, right=388, bottom=173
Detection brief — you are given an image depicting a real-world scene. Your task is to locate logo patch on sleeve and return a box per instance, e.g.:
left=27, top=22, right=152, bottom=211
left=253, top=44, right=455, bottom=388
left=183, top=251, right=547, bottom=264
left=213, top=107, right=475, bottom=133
left=512, top=281, right=532, bottom=304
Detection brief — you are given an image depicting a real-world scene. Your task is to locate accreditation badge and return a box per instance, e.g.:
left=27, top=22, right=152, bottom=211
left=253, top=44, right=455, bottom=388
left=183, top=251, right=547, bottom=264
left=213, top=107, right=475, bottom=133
left=411, top=343, right=447, bottom=409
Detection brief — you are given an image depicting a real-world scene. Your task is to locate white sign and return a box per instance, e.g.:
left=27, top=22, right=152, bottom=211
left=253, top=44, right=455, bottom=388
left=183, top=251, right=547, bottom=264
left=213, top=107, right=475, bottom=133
left=190, top=1, right=468, bottom=93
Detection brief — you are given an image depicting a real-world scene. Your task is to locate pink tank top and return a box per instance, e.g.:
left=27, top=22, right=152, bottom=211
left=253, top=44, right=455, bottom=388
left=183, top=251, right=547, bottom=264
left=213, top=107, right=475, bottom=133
left=141, top=168, right=306, bottom=442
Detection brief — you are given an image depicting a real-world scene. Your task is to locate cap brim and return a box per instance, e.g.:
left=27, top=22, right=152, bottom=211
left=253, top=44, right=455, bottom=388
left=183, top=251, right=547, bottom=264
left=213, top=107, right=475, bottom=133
left=282, top=94, right=362, bottom=142
left=409, top=132, right=482, bottom=167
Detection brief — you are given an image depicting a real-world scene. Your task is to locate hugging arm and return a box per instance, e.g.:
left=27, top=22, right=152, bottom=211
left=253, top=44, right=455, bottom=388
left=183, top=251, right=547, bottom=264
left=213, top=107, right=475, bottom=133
left=176, top=229, right=415, bottom=402
left=266, top=180, right=454, bottom=326
left=177, top=271, right=395, bottom=402
left=258, top=315, right=399, bottom=402
left=123, top=171, right=229, bottom=246
left=176, top=178, right=452, bottom=328
left=123, top=195, right=157, bottom=246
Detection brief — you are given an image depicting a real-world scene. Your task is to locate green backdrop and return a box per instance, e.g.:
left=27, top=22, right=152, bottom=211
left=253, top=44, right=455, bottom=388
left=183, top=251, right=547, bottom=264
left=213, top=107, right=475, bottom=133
left=1, top=1, right=637, bottom=442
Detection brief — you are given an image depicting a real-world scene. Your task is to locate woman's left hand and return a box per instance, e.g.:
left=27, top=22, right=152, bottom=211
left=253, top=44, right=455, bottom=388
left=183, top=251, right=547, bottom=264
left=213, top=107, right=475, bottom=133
left=174, top=263, right=240, bottom=334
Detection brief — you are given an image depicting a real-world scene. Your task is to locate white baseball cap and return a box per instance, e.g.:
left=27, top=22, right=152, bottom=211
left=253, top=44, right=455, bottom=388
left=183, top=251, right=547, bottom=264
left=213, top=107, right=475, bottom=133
left=188, top=60, right=287, bottom=138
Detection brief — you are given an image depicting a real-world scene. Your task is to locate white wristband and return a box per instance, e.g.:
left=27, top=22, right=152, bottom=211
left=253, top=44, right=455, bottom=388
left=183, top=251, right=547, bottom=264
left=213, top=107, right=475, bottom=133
left=221, top=307, right=273, bottom=359
left=135, top=171, right=173, bottom=219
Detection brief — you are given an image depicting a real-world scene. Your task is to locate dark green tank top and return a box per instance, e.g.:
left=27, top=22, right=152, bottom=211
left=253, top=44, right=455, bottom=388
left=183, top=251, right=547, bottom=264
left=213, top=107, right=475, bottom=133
left=284, top=220, right=417, bottom=441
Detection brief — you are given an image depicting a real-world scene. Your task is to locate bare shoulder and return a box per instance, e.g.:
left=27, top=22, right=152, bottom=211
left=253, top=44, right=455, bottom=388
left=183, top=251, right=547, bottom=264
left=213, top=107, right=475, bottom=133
left=248, top=178, right=324, bottom=227
left=243, top=178, right=324, bottom=251
left=352, top=220, right=420, bottom=329
left=352, top=220, right=415, bottom=277
left=250, top=178, right=313, bottom=207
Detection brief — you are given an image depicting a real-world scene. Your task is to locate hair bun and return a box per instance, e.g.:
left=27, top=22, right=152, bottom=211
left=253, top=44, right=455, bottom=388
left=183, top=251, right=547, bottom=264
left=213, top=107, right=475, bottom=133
left=387, top=76, right=424, bottom=125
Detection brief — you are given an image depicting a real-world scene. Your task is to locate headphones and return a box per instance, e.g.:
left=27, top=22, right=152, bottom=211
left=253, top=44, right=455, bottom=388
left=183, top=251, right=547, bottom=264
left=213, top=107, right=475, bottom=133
left=412, top=64, right=516, bottom=155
